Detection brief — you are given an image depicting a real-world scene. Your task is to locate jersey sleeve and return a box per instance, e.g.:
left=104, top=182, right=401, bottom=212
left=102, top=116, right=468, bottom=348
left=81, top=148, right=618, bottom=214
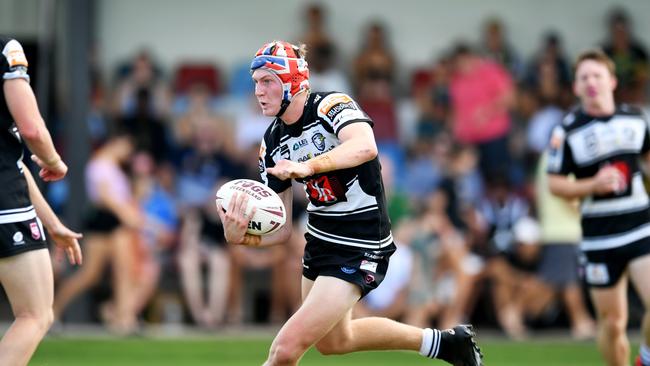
left=546, top=125, right=575, bottom=175
left=1, top=38, right=29, bottom=82
left=641, top=110, right=650, bottom=154
left=316, top=93, right=372, bottom=136
left=258, top=137, right=292, bottom=194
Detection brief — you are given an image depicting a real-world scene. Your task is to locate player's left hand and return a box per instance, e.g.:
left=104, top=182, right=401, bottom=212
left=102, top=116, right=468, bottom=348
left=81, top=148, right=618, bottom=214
left=49, top=224, right=83, bottom=265
left=267, top=159, right=313, bottom=180
left=217, top=192, right=256, bottom=245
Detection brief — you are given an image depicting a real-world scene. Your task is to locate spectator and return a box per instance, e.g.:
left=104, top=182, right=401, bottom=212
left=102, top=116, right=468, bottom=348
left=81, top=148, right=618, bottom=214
left=480, top=18, right=525, bottom=81
left=534, top=152, right=596, bottom=340
left=53, top=133, right=143, bottom=335
left=602, top=7, right=649, bottom=104
left=112, top=50, right=170, bottom=118
left=449, top=43, right=516, bottom=178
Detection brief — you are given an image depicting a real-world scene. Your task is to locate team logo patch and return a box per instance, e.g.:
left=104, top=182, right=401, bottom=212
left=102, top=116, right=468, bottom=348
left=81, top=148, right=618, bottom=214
left=30, top=222, right=41, bottom=240
left=360, top=260, right=378, bottom=273
left=12, top=231, right=24, bottom=245
left=340, top=266, right=357, bottom=274
left=311, top=133, right=326, bottom=151
left=585, top=263, right=610, bottom=285
left=364, top=274, right=375, bottom=284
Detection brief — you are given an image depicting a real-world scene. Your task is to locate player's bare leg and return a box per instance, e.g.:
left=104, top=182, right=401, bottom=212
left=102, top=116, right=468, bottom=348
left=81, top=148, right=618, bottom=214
left=264, top=276, right=421, bottom=365
left=0, top=249, right=54, bottom=366
left=590, top=276, right=630, bottom=366
left=264, top=275, right=481, bottom=366
left=630, top=255, right=650, bottom=366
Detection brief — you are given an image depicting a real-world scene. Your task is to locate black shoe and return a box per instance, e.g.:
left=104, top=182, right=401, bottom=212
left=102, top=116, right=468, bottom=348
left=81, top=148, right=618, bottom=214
left=437, top=324, right=483, bottom=366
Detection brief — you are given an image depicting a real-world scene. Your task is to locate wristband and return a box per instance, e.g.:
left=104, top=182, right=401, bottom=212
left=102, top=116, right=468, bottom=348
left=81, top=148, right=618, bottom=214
left=44, top=155, right=61, bottom=166
left=242, top=234, right=262, bottom=247
left=305, top=154, right=336, bottom=175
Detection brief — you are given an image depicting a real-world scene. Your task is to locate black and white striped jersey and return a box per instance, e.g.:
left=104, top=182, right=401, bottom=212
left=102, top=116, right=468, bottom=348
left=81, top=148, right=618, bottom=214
left=0, top=37, right=34, bottom=222
left=259, top=92, right=392, bottom=249
left=547, top=105, right=650, bottom=251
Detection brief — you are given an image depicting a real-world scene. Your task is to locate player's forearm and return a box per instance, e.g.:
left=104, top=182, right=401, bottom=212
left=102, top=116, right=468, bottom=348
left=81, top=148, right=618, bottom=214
left=305, top=136, right=377, bottom=175
left=548, top=174, right=594, bottom=200
left=20, top=163, right=60, bottom=230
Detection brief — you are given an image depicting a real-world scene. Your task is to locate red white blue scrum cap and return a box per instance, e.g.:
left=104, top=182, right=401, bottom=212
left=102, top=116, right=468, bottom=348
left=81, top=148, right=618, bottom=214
left=250, top=41, right=310, bottom=106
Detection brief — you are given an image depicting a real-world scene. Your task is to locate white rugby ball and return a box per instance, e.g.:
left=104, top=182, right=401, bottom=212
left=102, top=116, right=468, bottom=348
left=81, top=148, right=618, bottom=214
left=215, top=179, right=286, bottom=236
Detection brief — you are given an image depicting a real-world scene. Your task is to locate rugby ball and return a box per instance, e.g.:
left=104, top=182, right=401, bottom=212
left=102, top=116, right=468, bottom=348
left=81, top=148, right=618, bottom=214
left=215, top=179, right=286, bottom=236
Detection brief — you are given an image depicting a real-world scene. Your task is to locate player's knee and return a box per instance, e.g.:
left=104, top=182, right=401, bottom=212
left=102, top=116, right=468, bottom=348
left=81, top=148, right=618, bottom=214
left=42, top=307, right=55, bottom=330
left=268, top=341, right=303, bottom=364
left=314, top=337, right=349, bottom=355
left=15, top=307, right=54, bottom=334
left=600, top=314, right=626, bottom=336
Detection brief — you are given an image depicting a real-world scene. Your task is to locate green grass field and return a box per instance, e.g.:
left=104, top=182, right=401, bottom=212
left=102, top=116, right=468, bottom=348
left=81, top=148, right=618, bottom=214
left=29, top=336, right=626, bottom=366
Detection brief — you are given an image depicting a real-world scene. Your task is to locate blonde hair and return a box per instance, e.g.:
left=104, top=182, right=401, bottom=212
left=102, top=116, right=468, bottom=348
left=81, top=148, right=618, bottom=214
left=574, top=48, right=616, bottom=76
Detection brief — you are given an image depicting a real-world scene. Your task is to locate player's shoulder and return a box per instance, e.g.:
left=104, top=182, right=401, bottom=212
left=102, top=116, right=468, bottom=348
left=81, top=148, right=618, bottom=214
left=617, top=103, right=644, bottom=117
left=314, top=91, right=358, bottom=114
left=0, top=37, right=28, bottom=68
left=560, top=105, right=582, bottom=129
left=0, top=36, right=23, bottom=55
left=313, top=91, right=367, bottom=126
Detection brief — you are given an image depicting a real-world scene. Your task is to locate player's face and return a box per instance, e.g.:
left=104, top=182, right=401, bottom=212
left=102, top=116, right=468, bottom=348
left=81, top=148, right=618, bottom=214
left=573, top=60, right=617, bottom=107
left=252, top=69, right=283, bottom=116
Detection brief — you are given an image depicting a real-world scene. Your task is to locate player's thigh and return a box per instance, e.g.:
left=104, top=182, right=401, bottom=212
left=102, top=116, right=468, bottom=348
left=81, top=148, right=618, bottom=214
left=279, top=276, right=360, bottom=346
left=589, top=276, right=629, bottom=321
left=629, top=254, right=650, bottom=308
left=0, top=249, right=53, bottom=316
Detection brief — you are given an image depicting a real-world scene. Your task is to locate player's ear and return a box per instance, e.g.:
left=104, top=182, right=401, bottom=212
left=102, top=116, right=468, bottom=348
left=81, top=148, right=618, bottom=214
left=610, top=75, right=618, bottom=92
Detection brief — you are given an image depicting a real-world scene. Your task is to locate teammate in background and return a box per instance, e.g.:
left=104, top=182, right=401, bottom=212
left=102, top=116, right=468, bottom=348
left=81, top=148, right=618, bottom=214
left=547, top=49, right=650, bottom=366
left=0, top=36, right=82, bottom=366
left=218, top=40, right=482, bottom=366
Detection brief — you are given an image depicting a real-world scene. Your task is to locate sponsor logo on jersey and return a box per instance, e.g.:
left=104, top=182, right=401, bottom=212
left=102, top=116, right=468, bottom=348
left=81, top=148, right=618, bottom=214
left=12, top=231, right=24, bottom=245
left=364, top=274, right=375, bottom=284
left=363, top=252, right=384, bottom=260
left=3, top=39, right=28, bottom=68
left=340, top=266, right=357, bottom=274
left=30, top=222, right=41, bottom=240
left=326, top=101, right=355, bottom=120
left=360, top=260, right=378, bottom=273
left=311, top=133, right=326, bottom=151
left=293, top=139, right=309, bottom=151
left=319, top=94, right=355, bottom=122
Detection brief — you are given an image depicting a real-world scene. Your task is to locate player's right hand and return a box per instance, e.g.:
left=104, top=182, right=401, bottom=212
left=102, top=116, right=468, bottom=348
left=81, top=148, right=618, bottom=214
left=593, top=165, right=626, bottom=195
left=31, top=154, right=68, bottom=182
left=49, top=223, right=83, bottom=265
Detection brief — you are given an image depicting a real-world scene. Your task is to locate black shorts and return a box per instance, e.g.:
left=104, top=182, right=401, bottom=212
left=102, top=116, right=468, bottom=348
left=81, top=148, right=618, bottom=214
left=83, top=208, right=120, bottom=234
left=0, top=216, right=48, bottom=258
left=302, top=233, right=396, bottom=298
left=581, top=237, right=650, bottom=288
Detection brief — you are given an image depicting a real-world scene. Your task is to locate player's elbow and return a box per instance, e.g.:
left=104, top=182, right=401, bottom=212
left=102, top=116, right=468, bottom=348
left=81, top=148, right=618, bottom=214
left=18, top=121, right=44, bottom=142
left=360, top=143, right=378, bottom=162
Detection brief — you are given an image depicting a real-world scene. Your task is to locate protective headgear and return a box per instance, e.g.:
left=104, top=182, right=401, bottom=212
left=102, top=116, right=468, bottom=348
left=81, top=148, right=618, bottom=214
left=250, top=41, right=310, bottom=117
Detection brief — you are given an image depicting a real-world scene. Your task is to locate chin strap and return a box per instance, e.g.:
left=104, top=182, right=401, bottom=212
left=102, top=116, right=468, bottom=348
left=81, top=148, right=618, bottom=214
left=275, top=99, right=291, bottom=118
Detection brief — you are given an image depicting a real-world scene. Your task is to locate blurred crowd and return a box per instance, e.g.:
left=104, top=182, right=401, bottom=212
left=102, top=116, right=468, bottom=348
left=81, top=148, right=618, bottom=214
left=44, top=4, right=649, bottom=339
